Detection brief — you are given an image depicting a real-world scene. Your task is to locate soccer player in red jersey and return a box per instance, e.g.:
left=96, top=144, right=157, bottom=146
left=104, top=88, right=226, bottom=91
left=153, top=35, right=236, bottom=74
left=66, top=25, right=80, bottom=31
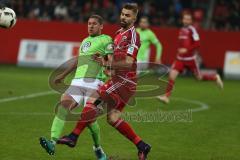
left=158, top=12, right=224, bottom=104
left=57, top=3, right=151, bottom=160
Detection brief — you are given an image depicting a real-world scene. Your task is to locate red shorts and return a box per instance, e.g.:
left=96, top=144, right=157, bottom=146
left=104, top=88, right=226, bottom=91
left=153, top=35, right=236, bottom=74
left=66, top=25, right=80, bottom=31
left=172, top=58, right=200, bottom=75
left=98, top=76, right=136, bottom=112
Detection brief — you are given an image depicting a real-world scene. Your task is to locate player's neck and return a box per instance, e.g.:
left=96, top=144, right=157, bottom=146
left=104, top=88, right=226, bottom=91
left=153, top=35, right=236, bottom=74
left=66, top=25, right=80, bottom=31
left=183, top=24, right=191, bottom=28
left=140, top=28, right=147, bottom=31
left=121, top=25, right=134, bottom=32
left=90, top=33, right=101, bottom=37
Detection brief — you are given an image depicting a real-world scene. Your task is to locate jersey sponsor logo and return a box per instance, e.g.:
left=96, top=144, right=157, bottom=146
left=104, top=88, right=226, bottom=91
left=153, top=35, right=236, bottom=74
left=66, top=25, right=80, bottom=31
left=127, top=46, right=134, bottom=54
left=81, top=41, right=91, bottom=53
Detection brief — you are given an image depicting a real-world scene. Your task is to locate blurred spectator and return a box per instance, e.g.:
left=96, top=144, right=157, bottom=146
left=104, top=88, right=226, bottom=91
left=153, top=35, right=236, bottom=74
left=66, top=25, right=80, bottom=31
left=212, top=0, right=229, bottom=30
left=228, top=0, right=240, bottom=31
left=102, top=0, right=118, bottom=23
left=4, top=0, right=240, bottom=31
left=68, top=0, right=81, bottom=21
left=28, top=0, right=41, bottom=19
left=54, top=2, right=68, bottom=21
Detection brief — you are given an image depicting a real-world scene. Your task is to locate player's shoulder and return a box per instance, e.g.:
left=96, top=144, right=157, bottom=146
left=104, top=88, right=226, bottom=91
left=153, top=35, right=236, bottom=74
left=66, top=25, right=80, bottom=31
left=188, top=25, right=198, bottom=33
left=188, top=25, right=200, bottom=40
left=99, top=34, right=113, bottom=43
left=100, top=34, right=112, bottom=39
left=146, top=29, right=156, bottom=36
left=136, top=27, right=141, bottom=32
left=82, top=36, right=90, bottom=42
left=129, top=26, right=139, bottom=37
left=124, top=26, right=136, bottom=35
left=82, top=36, right=92, bottom=42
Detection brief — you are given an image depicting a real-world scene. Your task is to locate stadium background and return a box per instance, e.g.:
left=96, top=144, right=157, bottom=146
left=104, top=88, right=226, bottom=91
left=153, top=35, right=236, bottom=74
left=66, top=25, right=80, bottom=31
left=0, top=0, right=240, bottom=160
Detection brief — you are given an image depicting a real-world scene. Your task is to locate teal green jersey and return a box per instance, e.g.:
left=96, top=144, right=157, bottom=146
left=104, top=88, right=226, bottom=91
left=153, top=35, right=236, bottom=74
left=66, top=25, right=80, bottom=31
left=136, top=28, right=162, bottom=62
left=74, top=34, right=113, bottom=81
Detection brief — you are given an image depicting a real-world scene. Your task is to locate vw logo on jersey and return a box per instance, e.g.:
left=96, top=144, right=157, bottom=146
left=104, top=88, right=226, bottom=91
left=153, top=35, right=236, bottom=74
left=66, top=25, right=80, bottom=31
left=81, top=41, right=91, bottom=53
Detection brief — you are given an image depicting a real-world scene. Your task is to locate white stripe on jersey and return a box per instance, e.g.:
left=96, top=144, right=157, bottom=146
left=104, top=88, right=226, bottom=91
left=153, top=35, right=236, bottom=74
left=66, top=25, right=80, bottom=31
left=177, top=55, right=196, bottom=61
left=189, top=25, right=200, bottom=41
left=106, top=82, right=122, bottom=94
left=128, top=27, right=137, bottom=55
left=120, top=26, right=135, bottom=35
left=131, top=27, right=136, bottom=45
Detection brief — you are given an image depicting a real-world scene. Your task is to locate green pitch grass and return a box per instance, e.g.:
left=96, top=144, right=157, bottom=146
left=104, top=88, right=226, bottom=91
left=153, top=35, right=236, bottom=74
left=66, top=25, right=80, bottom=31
left=0, top=65, right=239, bottom=160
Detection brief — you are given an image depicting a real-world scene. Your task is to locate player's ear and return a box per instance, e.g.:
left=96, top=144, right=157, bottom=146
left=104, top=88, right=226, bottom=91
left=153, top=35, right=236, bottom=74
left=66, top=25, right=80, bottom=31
left=133, top=15, right=137, bottom=22
left=100, top=24, right=103, bottom=30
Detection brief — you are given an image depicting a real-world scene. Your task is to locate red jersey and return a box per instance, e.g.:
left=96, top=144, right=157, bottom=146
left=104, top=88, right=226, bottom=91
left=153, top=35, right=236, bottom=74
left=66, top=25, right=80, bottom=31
left=177, top=25, right=200, bottom=60
left=113, top=26, right=140, bottom=78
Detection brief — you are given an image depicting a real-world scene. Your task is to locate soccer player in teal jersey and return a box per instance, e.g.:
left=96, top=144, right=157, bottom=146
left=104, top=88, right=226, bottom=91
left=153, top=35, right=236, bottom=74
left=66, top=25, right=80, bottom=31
left=136, top=16, right=162, bottom=64
left=39, top=15, right=113, bottom=160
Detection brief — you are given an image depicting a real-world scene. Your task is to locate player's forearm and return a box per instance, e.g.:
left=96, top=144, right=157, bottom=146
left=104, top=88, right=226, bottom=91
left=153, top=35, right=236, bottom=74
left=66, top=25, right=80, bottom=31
left=105, top=60, right=132, bottom=69
left=104, top=56, right=134, bottom=70
left=155, top=42, right=163, bottom=61
left=61, top=58, right=78, bottom=77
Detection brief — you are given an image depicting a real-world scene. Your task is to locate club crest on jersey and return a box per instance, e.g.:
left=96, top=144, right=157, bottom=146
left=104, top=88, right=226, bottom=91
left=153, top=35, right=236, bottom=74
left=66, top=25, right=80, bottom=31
left=81, top=41, right=91, bottom=53
left=122, top=36, right=127, bottom=41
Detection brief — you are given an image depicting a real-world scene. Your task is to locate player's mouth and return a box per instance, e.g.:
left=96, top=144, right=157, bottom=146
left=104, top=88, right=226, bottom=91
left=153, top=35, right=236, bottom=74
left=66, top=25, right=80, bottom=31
left=120, top=20, right=127, bottom=27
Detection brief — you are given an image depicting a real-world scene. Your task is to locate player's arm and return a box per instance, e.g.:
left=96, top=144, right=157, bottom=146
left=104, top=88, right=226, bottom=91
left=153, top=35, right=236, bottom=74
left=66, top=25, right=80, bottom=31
left=150, top=31, right=163, bottom=62
left=54, top=57, right=78, bottom=83
left=91, top=39, right=115, bottom=75
left=104, top=55, right=134, bottom=70
left=104, top=41, right=138, bottom=70
left=105, top=32, right=140, bottom=69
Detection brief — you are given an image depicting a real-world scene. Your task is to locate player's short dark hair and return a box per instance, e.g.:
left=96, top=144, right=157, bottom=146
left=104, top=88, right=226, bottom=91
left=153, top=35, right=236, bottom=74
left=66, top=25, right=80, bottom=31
left=122, top=3, right=139, bottom=15
left=140, top=16, right=149, bottom=22
left=89, top=15, right=103, bottom=24
left=182, top=12, right=193, bottom=19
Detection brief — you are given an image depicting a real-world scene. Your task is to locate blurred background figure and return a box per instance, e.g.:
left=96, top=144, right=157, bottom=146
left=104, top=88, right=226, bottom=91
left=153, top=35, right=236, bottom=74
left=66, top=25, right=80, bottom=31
left=3, top=0, right=239, bottom=31
left=137, top=16, right=162, bottom=73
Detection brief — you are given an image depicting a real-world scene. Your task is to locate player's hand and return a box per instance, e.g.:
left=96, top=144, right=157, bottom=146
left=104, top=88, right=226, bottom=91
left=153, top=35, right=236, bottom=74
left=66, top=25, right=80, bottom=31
left=104, top=69, right=115, bottom=77
left=91, top=53, right=103, bottom=66
left=178, top=48, right=188, bottom=54
left=54, top=74, right=65, bottom=84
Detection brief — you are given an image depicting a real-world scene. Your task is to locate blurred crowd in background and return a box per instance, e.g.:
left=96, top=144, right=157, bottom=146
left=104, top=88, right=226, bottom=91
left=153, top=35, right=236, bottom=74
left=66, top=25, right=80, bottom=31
left=4, top=0, right=240, bottom=31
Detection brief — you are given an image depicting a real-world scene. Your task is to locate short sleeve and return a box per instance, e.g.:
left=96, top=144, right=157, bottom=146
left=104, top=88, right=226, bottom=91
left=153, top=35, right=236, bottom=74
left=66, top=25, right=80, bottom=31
left=103, top=36, right=114, bottom=56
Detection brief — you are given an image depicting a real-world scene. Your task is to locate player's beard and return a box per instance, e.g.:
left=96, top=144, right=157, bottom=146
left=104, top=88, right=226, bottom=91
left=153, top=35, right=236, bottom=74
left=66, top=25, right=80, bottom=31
left=120, top=19, right=129, bottom=29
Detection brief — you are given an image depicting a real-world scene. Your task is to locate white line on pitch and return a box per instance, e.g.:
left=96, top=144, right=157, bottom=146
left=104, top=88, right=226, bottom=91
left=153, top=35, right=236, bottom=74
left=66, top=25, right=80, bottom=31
left=0, top=112, right=53, bottom=116
left=135, top=96, right=210, bottom=112
left=0, top=91, right=56, bottom=104
left=171, top=97, right=209, bottom=112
